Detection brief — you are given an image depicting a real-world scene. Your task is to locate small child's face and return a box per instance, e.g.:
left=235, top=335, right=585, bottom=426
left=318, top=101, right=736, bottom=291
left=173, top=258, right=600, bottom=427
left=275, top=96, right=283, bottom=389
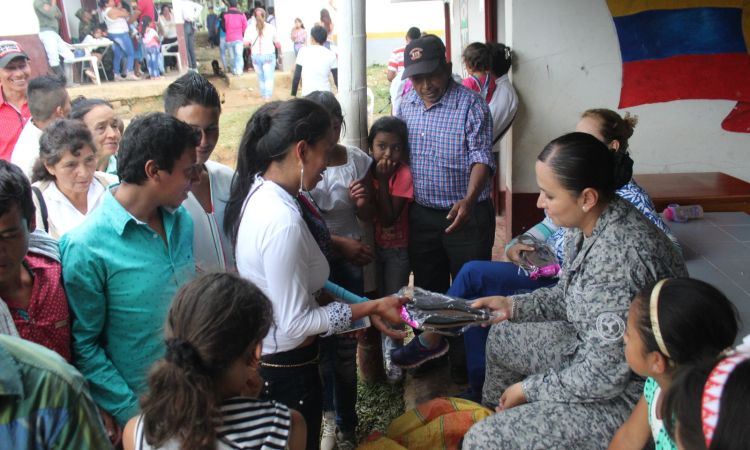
left=624, top=299, right=651, bottom=377
left=93, top=29, right=102, bottom=39
left=371, top=131, right=404, bottom=164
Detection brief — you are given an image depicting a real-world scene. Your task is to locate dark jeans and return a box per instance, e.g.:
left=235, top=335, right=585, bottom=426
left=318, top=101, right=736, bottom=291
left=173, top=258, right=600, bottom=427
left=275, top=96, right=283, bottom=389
left=183, top=22, right=197, bottom=69
left=445, top=260, right=557, bottom=390
left=259, top=342, right=323, bottom=450
left=408, top=199, right=496, bottom=367
left=320, top=257, right=363, bottom=433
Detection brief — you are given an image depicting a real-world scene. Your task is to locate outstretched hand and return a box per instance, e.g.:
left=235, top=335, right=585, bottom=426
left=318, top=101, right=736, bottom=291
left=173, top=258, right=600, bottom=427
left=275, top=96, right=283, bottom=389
left=471, top=296, right=512, bottom=326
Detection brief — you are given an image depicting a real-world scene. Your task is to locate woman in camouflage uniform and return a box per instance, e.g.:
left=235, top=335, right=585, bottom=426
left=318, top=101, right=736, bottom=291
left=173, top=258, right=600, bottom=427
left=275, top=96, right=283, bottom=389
left=463, top=132, right=687, bottom=450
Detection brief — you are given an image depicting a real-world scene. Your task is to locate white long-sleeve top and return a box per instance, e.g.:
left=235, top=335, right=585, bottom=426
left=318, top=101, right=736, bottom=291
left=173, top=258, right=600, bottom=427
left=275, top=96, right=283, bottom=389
left=488, top=74, right=518, bottom=143
left=235, top=177, right=351, bottom=355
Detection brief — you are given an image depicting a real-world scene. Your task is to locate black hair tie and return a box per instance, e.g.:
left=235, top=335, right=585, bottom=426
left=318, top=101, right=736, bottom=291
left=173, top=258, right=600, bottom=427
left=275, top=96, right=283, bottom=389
left=165, top=338, right=204, bottom=373
left=610, top=149, right=634, bottom=191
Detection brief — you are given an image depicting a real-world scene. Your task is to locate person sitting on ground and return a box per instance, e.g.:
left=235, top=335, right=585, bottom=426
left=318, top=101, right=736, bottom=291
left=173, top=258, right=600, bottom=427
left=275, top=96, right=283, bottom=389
left=68, top=97, right=122, bottom=176
left=462, top=42, right=496, bottom=103
left=488, top=43, right=517, bottom=143
left=30, top=119, right=118, bottom=240
left=0, top=334, right=114, bottom=449
left=165, top=72, right=235, bottom=272
left=123, top=273, right=307, bottom=450
left=461, top=132, right=687, bottom=450
left=0, top=160, right=71, bottom=365
left=291, top=25, right=338, bottom=97
left=608, top=278, right=739, bottom=450
left=60, top=112, right=199, bottom=437
left=11, top=74, right=70, bottom=178
left=0, top=41, right=32, bottom=162
left=388, top=27, right=420, bottom=115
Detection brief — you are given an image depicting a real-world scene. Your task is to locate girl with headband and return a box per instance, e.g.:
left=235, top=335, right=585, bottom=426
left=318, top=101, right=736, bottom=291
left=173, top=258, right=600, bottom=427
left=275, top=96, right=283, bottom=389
left=608, top=279, right=739, bottom=450
left=661, top=334, right=750, bottom=450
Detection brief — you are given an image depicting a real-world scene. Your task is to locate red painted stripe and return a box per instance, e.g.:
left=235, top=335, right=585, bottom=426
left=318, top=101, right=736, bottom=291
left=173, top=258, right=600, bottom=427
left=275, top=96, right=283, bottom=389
left=619, top=53, right=750, bottom=108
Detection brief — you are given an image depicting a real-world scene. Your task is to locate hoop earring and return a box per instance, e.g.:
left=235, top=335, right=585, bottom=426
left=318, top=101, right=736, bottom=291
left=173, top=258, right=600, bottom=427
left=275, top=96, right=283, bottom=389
left=299, top=165, right=305, bottom=193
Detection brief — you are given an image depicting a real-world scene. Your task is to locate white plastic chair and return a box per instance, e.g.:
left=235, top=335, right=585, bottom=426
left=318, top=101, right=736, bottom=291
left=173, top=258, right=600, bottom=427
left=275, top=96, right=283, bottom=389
left=161, top=42, right=182, bottom=72
left=366, top=87, right=374, bottom=126
left=67, top=44, right=105, bottom=85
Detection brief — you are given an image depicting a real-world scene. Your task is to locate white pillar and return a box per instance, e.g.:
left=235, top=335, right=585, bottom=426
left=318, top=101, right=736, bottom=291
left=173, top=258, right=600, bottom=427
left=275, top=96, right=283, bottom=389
left=338, top=0, right=367, bottom=151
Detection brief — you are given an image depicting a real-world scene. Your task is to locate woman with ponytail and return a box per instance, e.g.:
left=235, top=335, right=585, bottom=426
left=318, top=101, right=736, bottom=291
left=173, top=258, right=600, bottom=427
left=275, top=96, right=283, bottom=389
left=123, top=272, right=306, bottom=450
left=224, top=99, right=407, bottom=450
left=462, top=132, right=687, bottom=450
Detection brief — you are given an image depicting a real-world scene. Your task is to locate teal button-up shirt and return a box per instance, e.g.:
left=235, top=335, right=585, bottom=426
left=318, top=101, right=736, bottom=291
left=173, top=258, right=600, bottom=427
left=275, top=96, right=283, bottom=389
left=60, top=187, right=196, bottom=425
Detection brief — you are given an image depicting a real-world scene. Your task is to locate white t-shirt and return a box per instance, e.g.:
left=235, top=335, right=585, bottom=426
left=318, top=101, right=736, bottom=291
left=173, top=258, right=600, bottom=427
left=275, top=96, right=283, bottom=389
left=243, top=23, right=279, bottom=56
left=40, top=177, right=107, bottom=237
left=295, top=45, right=338, bottom=96
left=11, top=121, right=43, bottom=179
left=488, top=74, right=518, bottom=143
left=103, top=7, right=129, bottom=34
left=304, top=146, right=371, bottom=240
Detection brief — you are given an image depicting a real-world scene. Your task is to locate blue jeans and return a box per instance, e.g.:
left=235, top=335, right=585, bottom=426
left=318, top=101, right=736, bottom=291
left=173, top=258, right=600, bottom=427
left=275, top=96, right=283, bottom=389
left=376, top=246, right=410, bottom=360
left=228, top=40, right=243, bottom=75
left=219, top=35, right=228, bottom=70
left=320, top=257, right=363, bottom=433
left=145, top=47, right=160, bottom=78
left=183, top=22, right=197, bottom=69
left=109, top=32, right=134, bottom=76
left=252, top=53, right=276, bottom=98
left=446, top=260, right=557, bottom=390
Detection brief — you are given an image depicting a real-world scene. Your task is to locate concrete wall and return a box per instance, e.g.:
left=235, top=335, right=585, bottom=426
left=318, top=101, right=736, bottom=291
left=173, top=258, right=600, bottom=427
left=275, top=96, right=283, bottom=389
left=508, top=0, right=750, bottom=194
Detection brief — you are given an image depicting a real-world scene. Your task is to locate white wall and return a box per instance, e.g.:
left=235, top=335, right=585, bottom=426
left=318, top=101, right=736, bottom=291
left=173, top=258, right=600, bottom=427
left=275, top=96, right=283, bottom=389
left=366, top=0, right=443, bottom=35
left=63, top=0, right=81, bottom=39
left=509, top=0, right=750, bottom=193
left=1, top=1, right=40, bottom=36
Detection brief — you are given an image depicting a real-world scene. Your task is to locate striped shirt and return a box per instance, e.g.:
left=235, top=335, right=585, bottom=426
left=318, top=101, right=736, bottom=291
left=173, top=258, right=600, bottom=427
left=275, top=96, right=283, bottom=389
left=397, top=80, right=495, bottom=209
left=134, top=397, right=291, bottom=450
left=388, top=46, right=405, bottom=74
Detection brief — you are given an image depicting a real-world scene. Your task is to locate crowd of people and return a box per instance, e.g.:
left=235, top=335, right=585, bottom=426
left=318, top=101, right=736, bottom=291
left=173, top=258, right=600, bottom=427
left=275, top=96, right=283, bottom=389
left=0, top=16, right=749, bottom=450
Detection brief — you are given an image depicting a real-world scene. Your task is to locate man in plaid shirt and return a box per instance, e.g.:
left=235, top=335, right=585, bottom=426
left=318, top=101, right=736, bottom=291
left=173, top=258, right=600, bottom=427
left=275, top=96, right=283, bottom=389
left=394, top=35, right=496, bottom=382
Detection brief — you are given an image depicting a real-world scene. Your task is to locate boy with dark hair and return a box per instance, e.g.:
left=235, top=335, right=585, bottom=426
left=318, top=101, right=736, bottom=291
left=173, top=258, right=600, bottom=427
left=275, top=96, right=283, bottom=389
left=165, top=72, right=235, bottom=272
left=11, top=74, right=70, bottom=178
left=0, top=160, right=71, bottom=365
left=291, top=24, right=338, bottom=97
left=60, top=112, right=200, bottom=427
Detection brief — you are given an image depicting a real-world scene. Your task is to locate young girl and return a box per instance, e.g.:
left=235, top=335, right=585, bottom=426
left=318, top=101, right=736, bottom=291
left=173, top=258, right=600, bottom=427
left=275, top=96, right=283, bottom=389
left=141, top=16, right=161, bottom=80
left=661, top=335, right=750, bottom=450
left=291, top=18, right=306, bottom=56
left=462, top=42, right=496, bottom=103
left=122, top=273, right=306, bottom=450
left=608, top=278, right=740, bottom=450
left=303, top=90, right=376, bottom=450
left=369, top=116, right=413, bottom=384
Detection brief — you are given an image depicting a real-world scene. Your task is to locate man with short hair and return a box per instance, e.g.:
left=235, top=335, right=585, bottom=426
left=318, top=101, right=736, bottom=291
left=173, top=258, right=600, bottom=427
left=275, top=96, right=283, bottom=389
left=165, top=72, right=235, bottom=272
left=207, top=6, right=219, bottom=48
left=0, top=335, right=114, bottom=449
left=219, top=0, right=248, bottom=76
left=11, top=74, right=70, bottom=178
left=60, top=112, right=200, bottom=426
left=388, top=27, right=421, bottom=114
left=393, top=35, right=495, bottom=381
left=0, top=41, right=32, bottom=162
left=291, top=25, right=338, bottom=97
left=33, top=0, right=78, bottom=87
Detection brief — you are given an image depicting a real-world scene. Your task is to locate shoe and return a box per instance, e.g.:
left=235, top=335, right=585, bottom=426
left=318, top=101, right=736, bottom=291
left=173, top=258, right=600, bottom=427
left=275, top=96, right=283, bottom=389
left=321, top=411, right=336, bottom=450
left=336, top=430, right=356, bottom=450
left=386, top=362, right=405, bottom=385
left=450, top=364, right=469, bottom=384
left=391, top=336, right=449, bottom=369
left=165, top=66, right=172, bottom=73
left=114, top=74, right=125, bottom=82
left=84, top=69, right=97, bottom=82
left=125, top=72, right=140, bottom=81
left=406, top=356, right=444, bottom=378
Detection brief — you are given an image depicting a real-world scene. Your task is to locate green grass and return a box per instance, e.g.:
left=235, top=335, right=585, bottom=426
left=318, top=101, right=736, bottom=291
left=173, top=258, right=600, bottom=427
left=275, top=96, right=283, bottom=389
left=367, top=64, right=393, bottom=119
left=356, top=377, right=406, bottom=443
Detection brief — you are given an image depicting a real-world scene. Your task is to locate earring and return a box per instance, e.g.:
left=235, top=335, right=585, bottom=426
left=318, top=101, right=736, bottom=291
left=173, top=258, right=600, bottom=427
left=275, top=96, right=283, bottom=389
left=582, top=206, right=586, bottom=212
left=299, top=165, right=305, bottom=193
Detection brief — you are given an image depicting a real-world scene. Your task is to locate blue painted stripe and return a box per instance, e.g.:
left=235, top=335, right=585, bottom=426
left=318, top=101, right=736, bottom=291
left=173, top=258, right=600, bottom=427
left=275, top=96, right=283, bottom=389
left=613, top=7, right=747, bottom=62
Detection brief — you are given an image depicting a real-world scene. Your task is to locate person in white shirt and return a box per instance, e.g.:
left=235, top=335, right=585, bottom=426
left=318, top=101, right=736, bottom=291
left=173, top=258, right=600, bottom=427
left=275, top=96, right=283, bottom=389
left=165, top=72, right=235, bottom=273
left=223, top=99, right=407, bottom=450
left=12, top=75, right=70, bottom=179
left=242, top=8, right=280, bottom=102
left=30, top=119, right=117, bottom=240
left=291, top=25, right=338, bottom=98
left=180, top=0, right=203, bottom=71
left=488, top=43, right=517, bottom=145
left=387, top=27, right=420, bottom=115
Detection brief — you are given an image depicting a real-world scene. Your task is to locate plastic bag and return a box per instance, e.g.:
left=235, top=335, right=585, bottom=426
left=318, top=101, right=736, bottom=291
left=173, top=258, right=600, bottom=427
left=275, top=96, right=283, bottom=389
left=397, top=286, right=498, bottom=336
left=517, top=235, right=560, bottom=280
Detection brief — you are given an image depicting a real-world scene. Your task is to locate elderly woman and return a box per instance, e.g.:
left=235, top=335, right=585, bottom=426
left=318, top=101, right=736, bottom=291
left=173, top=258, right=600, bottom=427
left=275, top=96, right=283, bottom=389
left=31, top=119, right=117, bottom=240
left=69, top=97, right=121, bottom=176
left=462, top=132, right=687, bottom=449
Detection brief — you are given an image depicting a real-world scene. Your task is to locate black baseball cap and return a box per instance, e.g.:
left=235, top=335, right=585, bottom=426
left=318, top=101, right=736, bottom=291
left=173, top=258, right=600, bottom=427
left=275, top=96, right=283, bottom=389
left=0, top=41, right=29, bottom=69
left=402, top=35, right=446, bottom=80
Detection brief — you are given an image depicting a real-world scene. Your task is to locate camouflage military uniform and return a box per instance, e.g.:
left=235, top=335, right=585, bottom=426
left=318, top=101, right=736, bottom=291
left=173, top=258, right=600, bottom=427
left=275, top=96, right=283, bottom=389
left=463, top=196, right=687, bottom=450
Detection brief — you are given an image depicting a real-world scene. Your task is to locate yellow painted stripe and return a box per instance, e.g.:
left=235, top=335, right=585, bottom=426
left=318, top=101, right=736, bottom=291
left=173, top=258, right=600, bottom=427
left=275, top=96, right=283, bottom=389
left=365, top=29, right=445, bottom=39
left=606, top=0, right=743, bottom=17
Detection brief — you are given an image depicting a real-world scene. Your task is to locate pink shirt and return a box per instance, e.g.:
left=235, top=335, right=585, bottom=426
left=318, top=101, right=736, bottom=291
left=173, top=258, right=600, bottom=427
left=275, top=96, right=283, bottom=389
left=462, top=74, right=497, bottom=103
left=223, top=8, right=248, bottom=42
left=373, top=163, right=413, bottom=249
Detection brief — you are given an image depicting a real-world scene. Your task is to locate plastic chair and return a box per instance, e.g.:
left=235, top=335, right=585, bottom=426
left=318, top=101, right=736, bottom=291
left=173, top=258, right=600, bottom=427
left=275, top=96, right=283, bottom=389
left=161, top=42, right=182, bottom=72
left=67, top=44, right=105, bottom=85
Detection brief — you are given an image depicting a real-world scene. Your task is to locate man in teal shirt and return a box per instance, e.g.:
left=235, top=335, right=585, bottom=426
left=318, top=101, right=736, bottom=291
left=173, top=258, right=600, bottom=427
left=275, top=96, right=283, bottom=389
left=60, top=113, right=201, bottom=429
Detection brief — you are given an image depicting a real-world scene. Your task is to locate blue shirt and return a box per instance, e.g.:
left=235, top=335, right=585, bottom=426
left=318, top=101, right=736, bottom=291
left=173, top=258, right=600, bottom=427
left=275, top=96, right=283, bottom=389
left=397, top=80, right=495, bottom=209
left=60, top=186, right=196, bottom=425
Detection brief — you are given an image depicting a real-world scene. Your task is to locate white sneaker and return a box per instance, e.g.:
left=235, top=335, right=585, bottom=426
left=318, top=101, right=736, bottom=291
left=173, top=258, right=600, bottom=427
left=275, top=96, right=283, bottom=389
left=386, top=362, right=405, bottom=385
left=321, top=411, right=337, bottom=450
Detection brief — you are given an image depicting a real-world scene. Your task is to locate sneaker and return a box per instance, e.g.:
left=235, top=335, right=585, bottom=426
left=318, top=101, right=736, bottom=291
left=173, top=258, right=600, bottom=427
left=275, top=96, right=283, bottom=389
left=336, top=430, right=356, bottom=450
left=114, top=74, right=125, bottom=82
left=386, top=362, right=405, bottom=385
left=320, top=411, right=336, bottom=450
left=391, top=336, right=449, bottom=369
left=407, top=356, right=445, bottom=378
left=125, top=72, right=141, bottom=81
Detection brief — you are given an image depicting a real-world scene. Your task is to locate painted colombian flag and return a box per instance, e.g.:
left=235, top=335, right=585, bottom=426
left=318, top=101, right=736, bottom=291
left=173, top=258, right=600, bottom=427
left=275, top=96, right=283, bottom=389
left=607, top=0, right=750, bottom=125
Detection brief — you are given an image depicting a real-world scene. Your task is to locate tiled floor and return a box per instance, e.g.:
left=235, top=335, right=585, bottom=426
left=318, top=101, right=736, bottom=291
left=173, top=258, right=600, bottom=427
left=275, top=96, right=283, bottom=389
left=667, top=212, right=750, bottom=344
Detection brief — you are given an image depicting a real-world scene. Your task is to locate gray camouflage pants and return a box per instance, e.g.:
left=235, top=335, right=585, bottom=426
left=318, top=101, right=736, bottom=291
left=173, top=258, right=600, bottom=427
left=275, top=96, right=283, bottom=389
left=463, top=321, right=635, bottom=450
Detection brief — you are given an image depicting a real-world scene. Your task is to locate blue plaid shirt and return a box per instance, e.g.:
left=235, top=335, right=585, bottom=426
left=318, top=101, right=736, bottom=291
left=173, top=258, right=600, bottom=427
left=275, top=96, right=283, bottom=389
left=397, top=80, right=495, bottom=209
